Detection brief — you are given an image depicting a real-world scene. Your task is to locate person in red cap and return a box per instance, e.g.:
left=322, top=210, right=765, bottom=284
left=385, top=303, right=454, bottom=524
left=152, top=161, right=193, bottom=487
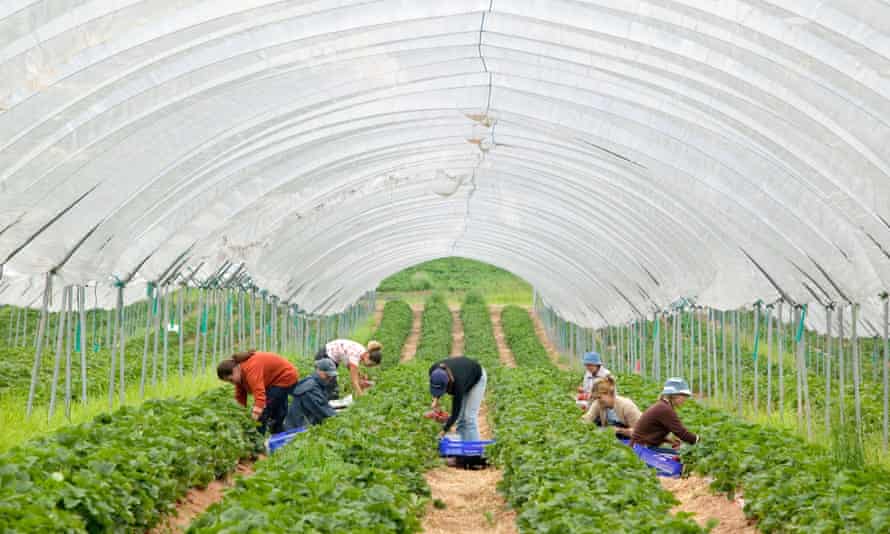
left=217, top=350, right=298, bottom=434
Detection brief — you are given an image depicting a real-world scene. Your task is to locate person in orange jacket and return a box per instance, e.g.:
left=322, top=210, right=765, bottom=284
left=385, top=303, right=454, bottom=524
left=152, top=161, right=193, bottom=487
left=217, top=350, right=299, bottom=434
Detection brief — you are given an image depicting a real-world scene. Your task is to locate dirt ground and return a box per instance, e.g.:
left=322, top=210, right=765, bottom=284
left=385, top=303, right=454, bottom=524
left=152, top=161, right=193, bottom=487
left=488, top=306, right=516, bottom=368
left=421, top=402, right=517, bottom=534
left=401, top=305, right=423, bottom=362
left=660, top=475, right=756, bottom=534
left=528, top=308, right=569, bottom=370
left=149, top=461, right=255, bottom=533
left=450, top=307, right=464, bottom=356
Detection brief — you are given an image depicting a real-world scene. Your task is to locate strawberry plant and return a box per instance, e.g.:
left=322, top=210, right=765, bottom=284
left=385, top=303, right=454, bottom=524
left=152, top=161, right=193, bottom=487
left=489, top=366, right=704, bottom=532
left=188, top=302, right=443, bottom=533
left=500, top=306, right=551, bottom=367
left=189, top=364, right=442, bottom=533
left=368, top=300, right=413, bottom=370
left=459, top=292, right=500, bottom=369
left=413, top=294, right=452, bottom=363
left=615, top=374, right=890, bottom=533
left=0, top=388, right=262, bottom=532
left=461, top=296, right=700, bottom=532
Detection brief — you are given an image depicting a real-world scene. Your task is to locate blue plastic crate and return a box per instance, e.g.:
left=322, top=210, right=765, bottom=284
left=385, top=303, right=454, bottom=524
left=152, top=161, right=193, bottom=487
left=618, top=438, right=682, bottom=478
left=268, top=427, right=307, bottom=453
left=438, top=437, right=495, bottom=457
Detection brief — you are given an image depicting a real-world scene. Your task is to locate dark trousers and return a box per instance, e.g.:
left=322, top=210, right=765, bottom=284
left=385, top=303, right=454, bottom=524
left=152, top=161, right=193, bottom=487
left=314, top=348, right=341, bottom=400
left=648, top=446, right=679, bottom=455
left=259, top=384, right=294, bottom=434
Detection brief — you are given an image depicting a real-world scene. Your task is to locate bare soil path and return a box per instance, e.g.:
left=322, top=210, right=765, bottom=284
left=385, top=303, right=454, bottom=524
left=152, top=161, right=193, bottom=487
left=660, top=475, right=756, bottom=534
left=489, top=306, right=516, bottom=368
left=450, top=307, right=464, bottom=356
left=149, top=460, right=257, bottom=533
left=528, top=308, right=569, bottom=370
left=421, top=307, right=517, bottom=534
left=400, top=305, right=423, bottom=363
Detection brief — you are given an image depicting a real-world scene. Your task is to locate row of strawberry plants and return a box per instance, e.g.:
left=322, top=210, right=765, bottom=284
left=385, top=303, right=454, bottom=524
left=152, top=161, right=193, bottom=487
left=467, top=299, right=699, bottom=531
left=615, top=373, right=890, bottom=533
left=413, top=293, right=452, bottom=363
left=459, top=292, right=501, bottom=369
left=0, top=388, right=262, bottom=532
left=188, top=299, right=438, bottom=532
left=488, top=366, right=704, bottom=532
left=188, top=363, right=440, bottom=532
left=370, top=300, right=413, bottom=370
left=500, top=305, right=551, bottom=367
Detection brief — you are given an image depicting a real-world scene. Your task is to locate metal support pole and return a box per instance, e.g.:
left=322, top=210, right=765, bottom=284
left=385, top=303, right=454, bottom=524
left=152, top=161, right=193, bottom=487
left=151, top=284, right=160, bottom=386
left=838, top=305, right=846, bottom=425
left=64, top=286, right=74, bottom=419
left=852, top=303, right=862, bottom=439
left=178, top=286, right=184, bottom=377
left=26, top=274, right=53, bottom=417
left=48, top=286, right=69, bottom=418
left=116, top=284, right=127, bottom=405
left=162, top=285, right=170, bottom=383
left=766, top=305, right=774, bottom=418
left=78, top=286, right=88, bottom=403
left=825, top=306, right=833, bottom=434
left=882, top=295, right=888, bottom=453
left=778, top=302, right=785, bottom=420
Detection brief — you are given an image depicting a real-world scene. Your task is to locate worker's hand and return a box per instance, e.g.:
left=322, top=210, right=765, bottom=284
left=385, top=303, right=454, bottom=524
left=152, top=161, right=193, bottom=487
left=437, top=430, right=445, bottom=439
left=431, top=398, right=439, bottom=410
left=251, top=406, right=263, bottom=420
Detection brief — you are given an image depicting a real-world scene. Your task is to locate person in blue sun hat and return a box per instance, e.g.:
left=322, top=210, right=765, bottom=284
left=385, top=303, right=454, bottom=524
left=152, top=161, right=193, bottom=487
left=576, top=351, right=612, bottom=409
left=631, top=377, right=699, bottom=454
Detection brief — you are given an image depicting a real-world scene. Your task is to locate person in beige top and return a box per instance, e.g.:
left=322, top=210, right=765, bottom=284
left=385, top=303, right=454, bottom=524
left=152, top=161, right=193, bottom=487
left=581, top=378, right=641, bottom=438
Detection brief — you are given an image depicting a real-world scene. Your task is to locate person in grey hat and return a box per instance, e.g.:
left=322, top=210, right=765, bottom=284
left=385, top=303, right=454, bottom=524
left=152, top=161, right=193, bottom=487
left=283, top=358, right=338, bottom=430
left=630, top=377, right=698, bottom=453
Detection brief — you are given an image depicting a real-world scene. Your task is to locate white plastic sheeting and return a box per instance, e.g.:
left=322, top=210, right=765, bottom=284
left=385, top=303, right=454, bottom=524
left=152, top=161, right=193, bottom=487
left=1, top=1, right=890, bottom=328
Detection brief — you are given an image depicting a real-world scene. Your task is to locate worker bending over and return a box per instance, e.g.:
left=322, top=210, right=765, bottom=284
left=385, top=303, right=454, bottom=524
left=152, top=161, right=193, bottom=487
left=316, top=339, right=382, bottom=397
left=581, top=377, right=641, bottom=438
left=217, top=350, right=298, bottom=434
left=284, top=358, right=338, bottom=430
left=631, top=377, right=699, bottom=453
left=429, top=356, right=487, bottom=442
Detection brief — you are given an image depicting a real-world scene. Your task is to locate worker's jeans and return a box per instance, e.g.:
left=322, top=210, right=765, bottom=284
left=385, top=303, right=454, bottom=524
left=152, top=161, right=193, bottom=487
left=455, top=368, right=487, bottom=442
left=259, top=384, right=294, bottom=434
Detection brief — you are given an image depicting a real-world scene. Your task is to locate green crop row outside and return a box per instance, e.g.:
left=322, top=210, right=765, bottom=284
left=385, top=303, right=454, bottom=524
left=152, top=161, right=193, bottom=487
left=0, top=388, right=262, bottom=532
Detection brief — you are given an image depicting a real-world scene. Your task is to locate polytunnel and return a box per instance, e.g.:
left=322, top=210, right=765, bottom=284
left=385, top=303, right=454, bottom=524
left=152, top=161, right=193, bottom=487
left=5, top=3, right=890, bottom=533
left=1, top=0, right=890, bottom=330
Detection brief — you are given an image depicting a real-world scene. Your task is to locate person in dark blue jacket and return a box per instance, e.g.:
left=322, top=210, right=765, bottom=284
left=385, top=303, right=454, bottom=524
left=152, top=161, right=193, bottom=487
left=284, top=358, right=338, bottom=430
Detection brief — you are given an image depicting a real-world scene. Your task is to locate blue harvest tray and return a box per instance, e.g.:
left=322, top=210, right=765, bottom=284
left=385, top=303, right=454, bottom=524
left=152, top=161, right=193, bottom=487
left=268, top=427, right=307, bottom=453
left=438, top=437, right=495, bottom=457
left=618, top=438, right=683, bottom=478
